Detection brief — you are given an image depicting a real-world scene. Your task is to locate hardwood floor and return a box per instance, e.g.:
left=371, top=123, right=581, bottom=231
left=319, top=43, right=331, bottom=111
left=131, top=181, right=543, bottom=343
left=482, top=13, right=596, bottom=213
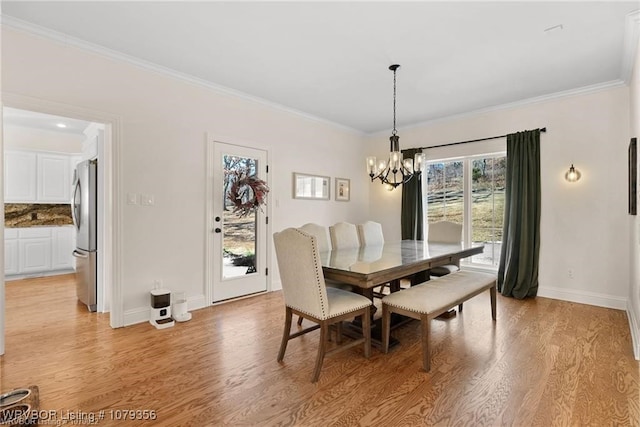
left=2, top=274, right=639, bottom=426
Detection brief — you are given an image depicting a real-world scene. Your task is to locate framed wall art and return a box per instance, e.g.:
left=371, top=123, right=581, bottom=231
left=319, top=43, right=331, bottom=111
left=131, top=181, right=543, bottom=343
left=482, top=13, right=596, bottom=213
left=335, top=178, right=350, bottom=202
left=292, top=172, right=330, bottom=200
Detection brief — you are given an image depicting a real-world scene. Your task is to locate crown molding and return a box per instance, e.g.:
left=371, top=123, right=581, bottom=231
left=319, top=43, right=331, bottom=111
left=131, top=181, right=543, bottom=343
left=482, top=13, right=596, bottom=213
left=621, top=9, right=640, bottom=84
left=1, top=15, right=363, bottom=136
left=369, top=79, right=627, bottom=137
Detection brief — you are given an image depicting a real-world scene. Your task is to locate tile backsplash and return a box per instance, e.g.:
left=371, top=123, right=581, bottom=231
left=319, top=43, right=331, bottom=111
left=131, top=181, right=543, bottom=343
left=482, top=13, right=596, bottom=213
left=5, top=203, right=73, bottom=227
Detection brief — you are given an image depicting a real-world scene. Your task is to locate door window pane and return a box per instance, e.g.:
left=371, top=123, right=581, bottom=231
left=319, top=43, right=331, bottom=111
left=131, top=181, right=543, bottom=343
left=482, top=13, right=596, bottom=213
left=471, top=156, right=505, bottom=266
left=222, top=155, right=258, bottom=278
left=425, top=154, right=506, bottom=268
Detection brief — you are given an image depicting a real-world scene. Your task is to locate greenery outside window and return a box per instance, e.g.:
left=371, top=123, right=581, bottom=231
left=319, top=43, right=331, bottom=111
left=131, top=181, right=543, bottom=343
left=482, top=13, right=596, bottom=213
left=425, top=153, right=506, bottom=268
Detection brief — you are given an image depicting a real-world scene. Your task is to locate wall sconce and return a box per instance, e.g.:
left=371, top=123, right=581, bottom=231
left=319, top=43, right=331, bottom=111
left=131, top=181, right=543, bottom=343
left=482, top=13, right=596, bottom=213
left=565, top=164, right=581, bottom=182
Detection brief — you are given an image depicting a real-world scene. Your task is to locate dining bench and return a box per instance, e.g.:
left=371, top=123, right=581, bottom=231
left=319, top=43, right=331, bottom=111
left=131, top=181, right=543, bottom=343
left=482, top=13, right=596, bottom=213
left=381, top=270, right=497, bottom=372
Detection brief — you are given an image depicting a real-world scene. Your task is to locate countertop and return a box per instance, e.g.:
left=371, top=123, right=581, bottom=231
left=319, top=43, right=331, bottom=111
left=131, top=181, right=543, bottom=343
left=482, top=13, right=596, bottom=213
left=5, top=203, right=73, bottom=228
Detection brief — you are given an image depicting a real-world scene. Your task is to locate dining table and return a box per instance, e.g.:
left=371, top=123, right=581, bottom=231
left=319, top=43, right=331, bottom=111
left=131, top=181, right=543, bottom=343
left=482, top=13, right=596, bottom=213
left=319, top=240, right=485, bottom=346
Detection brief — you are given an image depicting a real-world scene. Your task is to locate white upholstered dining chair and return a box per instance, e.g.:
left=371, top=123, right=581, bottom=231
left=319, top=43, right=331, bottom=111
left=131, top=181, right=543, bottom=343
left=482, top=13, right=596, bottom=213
left=357, top=221, right=385, bottom=246
left=299, top=223, right=332, bottom=252
left=356, top=221, right=393, bottom=296
left=273, top=228, right=372, bottom=383
left=329, top=222, right=360, bottom=249
left=428, top=220, right=464, bottom=311
left=297, top=223, right=354, bottom=325
left=427, top=221, right=463, bottom=276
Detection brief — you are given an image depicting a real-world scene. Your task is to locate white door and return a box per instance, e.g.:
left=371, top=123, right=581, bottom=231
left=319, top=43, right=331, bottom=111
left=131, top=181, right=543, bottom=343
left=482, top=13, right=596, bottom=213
left=210, top=140, right=268, bottom=302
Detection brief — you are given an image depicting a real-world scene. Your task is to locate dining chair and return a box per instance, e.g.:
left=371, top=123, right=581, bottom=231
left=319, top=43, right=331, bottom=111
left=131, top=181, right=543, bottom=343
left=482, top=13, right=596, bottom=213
left=427, top=221, right=463, bottom=276
left=356, top=221, right=394, bottom=296
left=428, top=220, right=464, bottom=311
left=329, top=222, right=360, bottom=249
left=297, top=223, right=354, bottom=325
left=273, top=228, right=372, bottom=383
left=357, top=221, right=384, bottom=246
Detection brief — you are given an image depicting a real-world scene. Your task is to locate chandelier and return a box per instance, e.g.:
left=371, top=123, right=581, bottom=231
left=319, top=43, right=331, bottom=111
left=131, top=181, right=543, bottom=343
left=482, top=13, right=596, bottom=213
left=366, top=64, right=424, bottom=189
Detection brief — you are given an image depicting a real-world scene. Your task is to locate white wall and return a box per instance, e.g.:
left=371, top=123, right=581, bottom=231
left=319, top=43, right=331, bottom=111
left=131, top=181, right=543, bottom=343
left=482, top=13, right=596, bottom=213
left=3, top=124, right=83, bottom=153
left=629, top=32, right=640, bottom=359
left=1, top=27, right=369, bottom=324
left=368, top=86, right=631, bottom=310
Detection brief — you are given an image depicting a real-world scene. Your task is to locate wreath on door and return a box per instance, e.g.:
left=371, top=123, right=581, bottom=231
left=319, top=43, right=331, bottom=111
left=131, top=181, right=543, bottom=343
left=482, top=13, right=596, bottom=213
left=226, top=168, right=269, bottom=217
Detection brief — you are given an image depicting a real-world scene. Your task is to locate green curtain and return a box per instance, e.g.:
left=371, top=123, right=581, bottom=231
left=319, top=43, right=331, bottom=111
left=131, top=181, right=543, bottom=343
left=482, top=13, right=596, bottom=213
left=497, top=129, right=541, bottom=298
left=401, top=148, right=424, bottom=240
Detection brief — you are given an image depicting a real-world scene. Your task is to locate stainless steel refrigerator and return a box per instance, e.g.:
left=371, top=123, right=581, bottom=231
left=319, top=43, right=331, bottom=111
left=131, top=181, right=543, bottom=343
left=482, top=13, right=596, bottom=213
left=72, top=159, right=97, bottom=312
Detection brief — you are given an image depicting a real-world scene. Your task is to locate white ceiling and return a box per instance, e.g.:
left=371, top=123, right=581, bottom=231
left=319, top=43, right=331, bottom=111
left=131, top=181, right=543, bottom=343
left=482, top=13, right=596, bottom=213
left=2, top=1, right=639, bottom=134
left=3, top=107, right=92, bottom=135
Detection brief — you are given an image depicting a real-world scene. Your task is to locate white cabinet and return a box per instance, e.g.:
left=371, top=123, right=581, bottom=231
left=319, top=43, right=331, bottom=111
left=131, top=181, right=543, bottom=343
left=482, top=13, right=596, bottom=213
left=51, top=227, right=75, bottom=270
left=4, top=150, right=72, bottom=203
left=37, top=154, right=71, bottom=202
left=4, top=151, right=37, bottom=202
left=18, top=227, right=52, bottom=274
left=4, top=229, right=19, bottom=276
left=5, top=227, right=76, bottom=277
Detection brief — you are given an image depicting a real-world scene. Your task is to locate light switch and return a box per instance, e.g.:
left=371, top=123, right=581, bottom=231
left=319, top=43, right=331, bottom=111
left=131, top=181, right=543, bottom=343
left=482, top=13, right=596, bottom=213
left=140, top=194, right=155, bottom=206
left=126, top=193, right=138, bottom=205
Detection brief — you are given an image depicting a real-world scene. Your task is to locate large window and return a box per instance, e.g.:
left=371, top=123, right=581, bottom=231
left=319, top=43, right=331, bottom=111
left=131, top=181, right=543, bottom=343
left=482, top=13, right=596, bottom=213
left=425, top=153, right=506, bottom=268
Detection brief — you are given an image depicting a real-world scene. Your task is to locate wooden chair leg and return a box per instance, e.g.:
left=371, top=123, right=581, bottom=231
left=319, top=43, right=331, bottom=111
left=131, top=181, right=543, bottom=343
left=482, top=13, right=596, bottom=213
left=381, top=304, right=391, bottom=354
left=312, top=322, right=328, bottom=383
left=362, top=306, right=371, bottom=358
left=278, top=307, right=293, bottom=362
left=421, top=314, right=431, bottom=372
left=297, top=316, right=304, bottom=326
left=490, top=284, right=497, bottom=320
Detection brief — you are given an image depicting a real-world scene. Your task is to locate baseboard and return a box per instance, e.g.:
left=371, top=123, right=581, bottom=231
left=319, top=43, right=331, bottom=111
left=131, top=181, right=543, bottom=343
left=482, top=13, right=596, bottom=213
left=537, top=285, right=627, bottom=310
left=123, top=293, right=208, bottom=327
left=627, top=300, right=640, bottom=360
left=5, top=269, right=75, bottom=281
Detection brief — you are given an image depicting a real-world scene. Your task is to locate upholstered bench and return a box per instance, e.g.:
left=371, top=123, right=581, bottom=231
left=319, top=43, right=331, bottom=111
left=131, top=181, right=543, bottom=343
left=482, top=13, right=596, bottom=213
left=381, top=270, right=497, bottom=372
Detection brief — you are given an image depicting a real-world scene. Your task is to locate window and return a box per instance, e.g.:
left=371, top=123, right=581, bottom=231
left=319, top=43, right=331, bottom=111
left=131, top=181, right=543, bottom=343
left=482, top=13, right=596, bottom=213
left=425, top=153, right=506, bottom=268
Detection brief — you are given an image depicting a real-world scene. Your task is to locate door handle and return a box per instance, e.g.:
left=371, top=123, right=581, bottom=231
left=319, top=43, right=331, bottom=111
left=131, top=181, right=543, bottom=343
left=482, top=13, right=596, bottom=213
left=214, top=228, right=222, bottom=233
left=72, top=250, right=88, bottom=259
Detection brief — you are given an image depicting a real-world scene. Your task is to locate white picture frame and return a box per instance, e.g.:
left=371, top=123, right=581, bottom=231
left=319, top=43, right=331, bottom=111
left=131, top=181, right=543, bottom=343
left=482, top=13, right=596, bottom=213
left=335, top=178, right=350, bottom=202
left=292, top=172, right=330, bottom=200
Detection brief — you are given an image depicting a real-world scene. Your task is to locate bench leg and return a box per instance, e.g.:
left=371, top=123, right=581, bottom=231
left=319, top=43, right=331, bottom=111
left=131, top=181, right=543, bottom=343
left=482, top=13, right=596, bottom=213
left=490, top=283, right=497, bottom=320
left=421, top=314, right=431, bottom=372
left=381, top=304, right=391, bottom=354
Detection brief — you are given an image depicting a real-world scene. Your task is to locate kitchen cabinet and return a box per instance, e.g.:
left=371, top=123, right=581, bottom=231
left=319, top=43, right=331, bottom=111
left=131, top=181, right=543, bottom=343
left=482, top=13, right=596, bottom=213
left=5, top=226, right=76, bottom=277
left=4, top=150, right=72, bottom=203
left=4, top=151, right=37, bottom=202
left=4, top=229, right=19, bottom=276
left=51, top=227, right=75, bottom=270
left=38, top=154, right=71, bottom=202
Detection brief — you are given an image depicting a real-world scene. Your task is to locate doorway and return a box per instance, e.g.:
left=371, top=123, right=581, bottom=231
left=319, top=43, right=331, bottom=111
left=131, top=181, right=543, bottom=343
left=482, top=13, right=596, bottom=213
left=1, top=98, right=120, bottom=356
left=207, top=138, right=269, bottom=302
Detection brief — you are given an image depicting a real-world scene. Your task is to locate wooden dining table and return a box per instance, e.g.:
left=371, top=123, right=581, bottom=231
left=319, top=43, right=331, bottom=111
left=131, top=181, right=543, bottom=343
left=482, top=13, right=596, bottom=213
left=320, top=240, right=484, bottom=299
left=319, top=240, right=485, bottom=346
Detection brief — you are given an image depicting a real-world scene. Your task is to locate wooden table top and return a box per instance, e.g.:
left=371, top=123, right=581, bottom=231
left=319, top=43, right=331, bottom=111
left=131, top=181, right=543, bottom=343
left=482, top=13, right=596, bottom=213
left=320, top=240, right=484, bottom=290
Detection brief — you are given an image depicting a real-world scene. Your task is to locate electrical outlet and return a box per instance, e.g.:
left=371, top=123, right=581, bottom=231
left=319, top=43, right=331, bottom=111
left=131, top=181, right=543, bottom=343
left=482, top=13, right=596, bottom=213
left=567, top=269, right=574, bottom=279
left=153, top=279, right=162, bottom=290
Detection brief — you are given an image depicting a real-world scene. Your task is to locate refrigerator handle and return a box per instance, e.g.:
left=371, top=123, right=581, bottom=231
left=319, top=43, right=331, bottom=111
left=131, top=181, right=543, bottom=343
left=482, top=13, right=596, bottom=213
left=72, top=250, right=88, bottom=259
left=71, top=179, right=80, bottom=229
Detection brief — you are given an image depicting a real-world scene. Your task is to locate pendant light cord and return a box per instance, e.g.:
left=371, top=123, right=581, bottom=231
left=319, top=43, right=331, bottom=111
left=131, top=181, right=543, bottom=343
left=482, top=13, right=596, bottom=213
left=392, top=66, right=397, bottom=136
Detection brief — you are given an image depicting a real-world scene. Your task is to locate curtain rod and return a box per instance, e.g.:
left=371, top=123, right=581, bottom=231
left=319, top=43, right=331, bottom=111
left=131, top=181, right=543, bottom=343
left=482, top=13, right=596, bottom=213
left=408, top=127, right=546, bottom=151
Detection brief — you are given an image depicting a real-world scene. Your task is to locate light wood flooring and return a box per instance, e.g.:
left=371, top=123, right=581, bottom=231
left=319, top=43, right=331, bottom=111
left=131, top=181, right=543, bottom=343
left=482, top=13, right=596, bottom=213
left=1, top=274, right=639, bottom=426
